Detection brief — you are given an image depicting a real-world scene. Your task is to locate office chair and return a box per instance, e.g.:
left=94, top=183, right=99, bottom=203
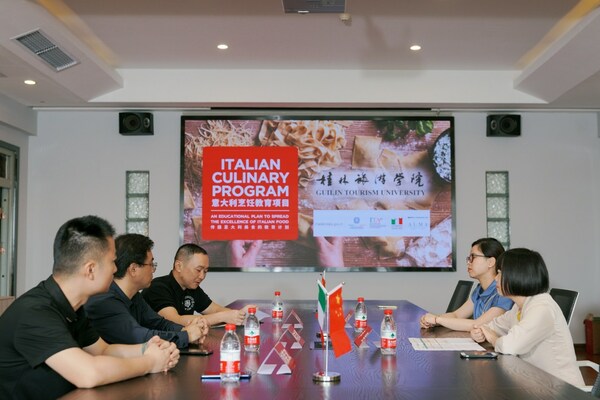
left=549, top=288, right=579, bottom=326
left=446, top=280, right=474, bottom=313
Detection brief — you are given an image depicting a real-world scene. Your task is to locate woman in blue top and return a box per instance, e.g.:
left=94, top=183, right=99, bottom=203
left=420, top=238, right=514, bottom=331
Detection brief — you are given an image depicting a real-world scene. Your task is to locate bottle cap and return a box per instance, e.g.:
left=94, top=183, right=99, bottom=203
left=358, top=297, right=364, bottom=302
left=225, top=324, right=236, bottom=331
left=384, top=309, right=393, bottom=315
left=275, top=291, right=281, bottom=296
left=248, top=307, right=256, bottom=314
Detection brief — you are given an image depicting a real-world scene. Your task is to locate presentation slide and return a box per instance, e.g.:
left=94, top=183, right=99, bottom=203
left=181, top=117, right=455, bottom=271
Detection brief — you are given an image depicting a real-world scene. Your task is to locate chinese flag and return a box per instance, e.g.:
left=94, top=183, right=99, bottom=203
left=328, top=284, right=352, bottom=358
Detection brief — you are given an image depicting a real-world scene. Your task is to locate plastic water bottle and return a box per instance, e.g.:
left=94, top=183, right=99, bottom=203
left=244, top=307, right=260, bottom=352
left=380, top=309, right=397, bottom=355
left=272, top=291, right=283, bottom=322
left=220, top=324, right=241, bottom=382
left=354, top=297, right=367, bottom=333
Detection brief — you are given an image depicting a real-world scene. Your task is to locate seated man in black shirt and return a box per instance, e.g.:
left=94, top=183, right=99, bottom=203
left=143, top=243, right=252, bottom=327
left=85, top=234, right=208, bottom=348
left=0, top=216, right=180, bottom=400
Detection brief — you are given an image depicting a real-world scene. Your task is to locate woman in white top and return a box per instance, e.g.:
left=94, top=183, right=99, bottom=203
left=470, top=248, right=584, bottom=387
left=420, top=238, right=513, bottom=331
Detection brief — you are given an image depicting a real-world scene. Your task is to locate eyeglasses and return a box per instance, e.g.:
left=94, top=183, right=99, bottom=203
left=466, top=254, right=488, bottom=263
left=138, top=261, right=157, bottom=272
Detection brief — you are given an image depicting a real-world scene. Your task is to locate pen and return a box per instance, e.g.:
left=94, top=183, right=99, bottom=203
left=377, top=305, right=397, bottom=310
left=201, top=374, right=251, bottom=380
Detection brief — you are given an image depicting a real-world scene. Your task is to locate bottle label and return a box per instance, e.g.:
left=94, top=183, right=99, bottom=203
left=220, top=350, right=240, bottom=374
left=272, top=309, right=283, bottom=319
left=244, top=333, right=260, bottom=346
left=381, top=330, right=397, bottom=349
left=354, top=313, right=367, bottom=329
left=381, top=337, right=397, bottom=349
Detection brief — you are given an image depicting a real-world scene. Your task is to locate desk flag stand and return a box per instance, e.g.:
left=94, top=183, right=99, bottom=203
left=312, top=332, right=341, bottom=382
left=313, top=278, right=342, bottom=383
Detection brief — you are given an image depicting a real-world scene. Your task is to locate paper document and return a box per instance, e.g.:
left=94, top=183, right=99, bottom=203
left=409, top=338, right=485, bottom=351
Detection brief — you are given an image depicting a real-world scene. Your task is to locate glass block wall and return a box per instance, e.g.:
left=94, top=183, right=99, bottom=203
left=126, top=171, right=149, bottom=235
left=486, top=171, right=510, bottom=249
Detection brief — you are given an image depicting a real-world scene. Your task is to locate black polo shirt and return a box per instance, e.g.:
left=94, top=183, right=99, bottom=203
left=142, top=271, right=212, bottom=315
left=0, top=275, right=99, bottom=400
left=85, top=281, right=189, bottom=348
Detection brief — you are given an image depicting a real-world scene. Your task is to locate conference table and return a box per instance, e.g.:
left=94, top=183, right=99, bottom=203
left=60, top=300, right=590, bottom=399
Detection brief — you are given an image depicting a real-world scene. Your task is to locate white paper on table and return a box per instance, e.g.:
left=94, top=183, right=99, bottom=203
left=409, top=338, right=485, bottom=351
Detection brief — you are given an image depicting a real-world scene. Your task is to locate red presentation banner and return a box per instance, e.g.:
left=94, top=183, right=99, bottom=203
left=202, top=146, right=299, bottom=240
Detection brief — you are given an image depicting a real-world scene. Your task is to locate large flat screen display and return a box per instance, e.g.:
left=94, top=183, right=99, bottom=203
left=181, top=116, right=455, bottom=271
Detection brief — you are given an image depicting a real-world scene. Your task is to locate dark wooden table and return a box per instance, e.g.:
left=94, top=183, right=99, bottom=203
left=61, top=300, right=590, bottom=399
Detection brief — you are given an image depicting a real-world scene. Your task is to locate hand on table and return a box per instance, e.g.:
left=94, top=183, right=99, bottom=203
left=222, top=308, right=248, bottom=326
left=479, top=325, right=498, bottom=346
left=470, top=325, right=486, bottom=343
left=191, top=316, right=210, bottom=340
left=144, top=336, right=180, bottom=373
left=182, top=322, right=205, bottom=344
left=420, top=313, right=438, bottom=329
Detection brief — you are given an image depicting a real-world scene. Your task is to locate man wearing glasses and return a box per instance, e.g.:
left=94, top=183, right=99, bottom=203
left=85, top=234, right=207, bottom=348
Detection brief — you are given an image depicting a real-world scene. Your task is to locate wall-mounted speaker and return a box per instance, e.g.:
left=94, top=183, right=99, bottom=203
left=487, top=114, right=521, bottom=137
left=119, top=112, right=153, bottom=135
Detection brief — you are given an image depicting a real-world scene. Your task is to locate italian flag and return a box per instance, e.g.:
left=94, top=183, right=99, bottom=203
left=317, top=280, right=327, bottom=331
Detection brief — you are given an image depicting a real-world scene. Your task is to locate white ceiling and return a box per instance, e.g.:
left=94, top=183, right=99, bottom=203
left=1, top=0, right=600, bottom=110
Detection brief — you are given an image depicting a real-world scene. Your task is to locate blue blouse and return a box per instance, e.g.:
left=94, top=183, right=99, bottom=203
left=470, top=280, right=514, bottom=319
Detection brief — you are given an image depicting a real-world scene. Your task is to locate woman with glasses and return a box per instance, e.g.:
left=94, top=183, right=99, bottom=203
left=420, top=238, right=513, bottom=331
left=470, top=248, right=583, bottom=386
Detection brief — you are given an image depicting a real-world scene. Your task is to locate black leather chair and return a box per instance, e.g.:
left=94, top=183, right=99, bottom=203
left=549, top=288, right=579, bottom=326
left=446, top=280, right=474, bottom=313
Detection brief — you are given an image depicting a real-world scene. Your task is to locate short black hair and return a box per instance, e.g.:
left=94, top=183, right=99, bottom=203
left=53, top=216, right=115, bottom=276
left=114, top=234, right=154, bottom=279
left=497, top=248, right=549, bottom=296
left=471, top=237, right=505, bottom=272
left=174, top=243, right=207, bottom=265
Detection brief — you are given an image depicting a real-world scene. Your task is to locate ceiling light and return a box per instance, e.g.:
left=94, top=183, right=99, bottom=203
left=217, top=44, right=229, bottom=50
left=24, top=79, right=36, bottom=85
left=410, top=45, right=422, bottom=51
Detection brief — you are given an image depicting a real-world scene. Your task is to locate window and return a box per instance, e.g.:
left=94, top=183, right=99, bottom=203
left=126, top=171, right=149, bottom=235
left=486, top=171, right=510, bottom=249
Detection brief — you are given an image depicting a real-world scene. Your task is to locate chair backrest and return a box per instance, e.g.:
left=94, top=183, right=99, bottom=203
left=549, top=288, right=579, bottom=326
left=446, top=280, right=474, bottom=313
